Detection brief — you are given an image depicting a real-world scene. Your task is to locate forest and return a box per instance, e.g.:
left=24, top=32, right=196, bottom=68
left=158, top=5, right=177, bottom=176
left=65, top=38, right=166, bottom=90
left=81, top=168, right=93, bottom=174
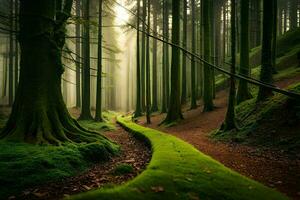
left=0, top=0, right=300, bottom=199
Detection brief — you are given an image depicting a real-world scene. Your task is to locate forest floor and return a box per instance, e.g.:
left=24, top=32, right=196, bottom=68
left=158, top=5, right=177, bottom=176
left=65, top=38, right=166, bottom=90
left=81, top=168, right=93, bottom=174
left=138, top=75, right=300, bottom=200
left=0, top=109, right=151, bottom=200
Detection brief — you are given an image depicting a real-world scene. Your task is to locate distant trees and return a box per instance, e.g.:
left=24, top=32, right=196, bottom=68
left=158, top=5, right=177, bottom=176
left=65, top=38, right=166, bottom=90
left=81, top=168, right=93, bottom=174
left=190, top=0, right=197, bottom=109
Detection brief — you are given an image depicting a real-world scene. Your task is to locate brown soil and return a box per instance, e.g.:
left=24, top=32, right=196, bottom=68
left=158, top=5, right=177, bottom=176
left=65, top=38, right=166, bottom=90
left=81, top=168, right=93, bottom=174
left=138, top=76, right=300, bottom=200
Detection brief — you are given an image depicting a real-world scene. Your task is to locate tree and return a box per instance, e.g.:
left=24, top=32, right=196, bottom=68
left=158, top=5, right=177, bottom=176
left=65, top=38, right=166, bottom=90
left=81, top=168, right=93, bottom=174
left=146, top=0, right=151, bottom=124
left=141, top=0, right=147, bottom=111
left=271, top=0, right=278, bottom=74
left=290, top=0, right=298, bottom=30
left=95, top=0, right=103, bottom=122
left=14, top=0, right=19, bottom=94
left=162, top=0, right=183, bottom=124
left=222, top=0, right=238, bottom=131
left=181, top=0, right=188, bottom=105
left=257, top=0, right=275, bottom=101
left=134, top=0, right=143, bottom=118
left=190, top=0, right=197, bottom=109
left=0, top=0, right=113, bottom=145
left=202, top=0, right=214, bottom=112
left=8, top=0, right=13, bottom=106
left=236, top=0, right=252, bottom=104
left=151, top=0, right=159, bottom=112
left=161, top=0, right=169, bottom=113
left=75, top=0, right=81, bottom=108
left=79, top=0, right=93, bottom=120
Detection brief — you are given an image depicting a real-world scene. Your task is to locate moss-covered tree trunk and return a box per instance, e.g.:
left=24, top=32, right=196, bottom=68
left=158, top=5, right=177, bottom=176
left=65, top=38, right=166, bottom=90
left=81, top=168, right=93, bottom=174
left=181, top=0, right=188, bottom=105
left=203, top=0, right=214, bottom=112
left=95, top=0, right=103, bottom=122
left=8, top=0, right=14, bottom=106
left=79, top=0, right=93, bottom=120
left=236, top=0, right=252, bottom=104
left=257, top=0, right=275, bottom=101
left=134, top=0, right=142, bottom=118
left=163, top=0, right=182, bottom=124
left=0, top=0, right=111, bottom=145
left=271, top=0, right=278, bottom=74
left=190, top=0, right=197, bottom=109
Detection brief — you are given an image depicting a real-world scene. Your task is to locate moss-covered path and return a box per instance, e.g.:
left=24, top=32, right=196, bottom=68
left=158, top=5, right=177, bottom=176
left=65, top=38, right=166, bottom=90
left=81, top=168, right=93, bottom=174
left=70, top=116, right=287, bottom=200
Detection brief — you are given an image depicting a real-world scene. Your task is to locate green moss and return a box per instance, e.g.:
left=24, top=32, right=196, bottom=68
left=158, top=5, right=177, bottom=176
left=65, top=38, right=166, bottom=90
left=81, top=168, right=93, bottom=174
left=113, top=164, right=134, bottom=175
left=213, top=83, right=300, bottom=152
left=0, top=141, right=117, bottom=198
left=70, top=117, right=287, bottom=200
left=78, top=111, right=117, bottom=132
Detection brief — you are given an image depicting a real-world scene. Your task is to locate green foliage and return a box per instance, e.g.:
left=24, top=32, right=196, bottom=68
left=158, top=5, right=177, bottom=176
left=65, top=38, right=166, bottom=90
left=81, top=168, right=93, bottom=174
left=70, top=117, right=287, bottom=200
left=113, top=164, right=134, bottom=175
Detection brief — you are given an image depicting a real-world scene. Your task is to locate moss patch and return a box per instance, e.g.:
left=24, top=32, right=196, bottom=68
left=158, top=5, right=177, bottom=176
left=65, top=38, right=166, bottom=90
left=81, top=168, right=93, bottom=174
left=113, top=164, right=134, bottom=175
left=70, top=117, right=287, bottom=200
left=214, top=83, right=300, bottom=153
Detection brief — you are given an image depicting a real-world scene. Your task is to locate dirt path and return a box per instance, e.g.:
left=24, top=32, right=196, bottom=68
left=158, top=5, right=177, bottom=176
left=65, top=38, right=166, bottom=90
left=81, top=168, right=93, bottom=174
left=138, top=76, right=300, bottom=200
left=12, top=124, right=151, bottom=200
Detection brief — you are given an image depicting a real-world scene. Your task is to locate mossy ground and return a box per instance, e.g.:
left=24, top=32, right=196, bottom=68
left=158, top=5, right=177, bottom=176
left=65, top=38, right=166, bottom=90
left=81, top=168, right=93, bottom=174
left=0, top=111, right=119, bottom=199
left=70, top=117, right=287, bottom=200
left=213, top=83, right=300, bottom=153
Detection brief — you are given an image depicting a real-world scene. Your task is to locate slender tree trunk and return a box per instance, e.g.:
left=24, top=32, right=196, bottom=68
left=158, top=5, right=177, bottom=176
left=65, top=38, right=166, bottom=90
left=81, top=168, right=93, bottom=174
left=75, top=0, right=81, bottom=108
left=222, top=0, right=237, bottom=131
left=1, top=0, right=116, bottom=146
left=9, top=0, right=14, bottom=106
left=203, top=0, right=214, bottom=112
left=190, top=0, right=197, bottom=109
left=163, top=0, right=182, bottom=124
left=161, top=0, right=169, bottom=113
left=134, top=0, right=142, bottom=118
left=181, top=0, right=188, bottom=105
left=95, top=0, right=103, bottom=122
left=79, top=0, right=93, bottom=120
left=272, top=0, right=278, bottom=74
left=14, top=0, right=19, bottom=95
left=290, top=0, right=298, bottom=30
left=146, top=0, right=151, bottom=124
left=152, top=2, right=159, bottom=112
left=236, top=0, right=252, bottom=104
left=257, top=0, right=275, bottom=101
left=141, top=0, right=147, bottom=112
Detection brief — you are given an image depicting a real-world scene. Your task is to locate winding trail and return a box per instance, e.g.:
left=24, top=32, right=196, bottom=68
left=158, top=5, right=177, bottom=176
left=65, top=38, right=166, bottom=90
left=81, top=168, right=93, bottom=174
left=138, top=75, right=300, bottom=199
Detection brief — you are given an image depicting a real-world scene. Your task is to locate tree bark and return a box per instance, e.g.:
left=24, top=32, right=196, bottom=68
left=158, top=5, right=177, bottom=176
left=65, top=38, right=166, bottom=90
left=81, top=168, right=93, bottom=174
left=163, top=0, right=183, bottom=124
left=257, top=0, right=275, bottom=101
left=203, top=0, right=214, bottom=112
left=75, top=0, right=81, bottom=108
left=190, top=0, right=197, bottom=109
left=181, top=0, right=188, bottom=105
left=95, top=0, right=103, bottom=122
left=146, top=0, right=151, bottom=124
left=236, top=0, right=252, bottom=104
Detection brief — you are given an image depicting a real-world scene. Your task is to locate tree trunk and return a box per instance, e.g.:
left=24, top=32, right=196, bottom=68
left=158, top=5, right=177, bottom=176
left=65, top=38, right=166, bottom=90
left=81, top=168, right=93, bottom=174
left=203, top=0, right=214, bottom=112
left=134, top=0, right=142, bottom=118
left=8, top=0, right=14, bottom=106
left=181, top=0, right=188, bottom=105
left=75, top=0, right=81, bottom=108
left=14, top=0, right=19, bottom=95
left=222, top=0, right=237, bottom=131
left=163, top=0, right=182, bottom=124
left=95, top=0, right=103, bottom=122
left=257, top=0, right=275, bottom=101
left=146, top=0, right=151, bottom=124
left=190, top=0, right=197, bottom=109
left=79, top=0, right=93, bottom=120
left=272, top=0, right=278, bottom=74
left=236, top=0, right=252, bottom=104
left=1, top=0, right=115, bottom=145
left=290, top=0, right=298, bottom=30
left=141, top=0, right=147, bottom=112
left=151, top=2, right=159, bottom=112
